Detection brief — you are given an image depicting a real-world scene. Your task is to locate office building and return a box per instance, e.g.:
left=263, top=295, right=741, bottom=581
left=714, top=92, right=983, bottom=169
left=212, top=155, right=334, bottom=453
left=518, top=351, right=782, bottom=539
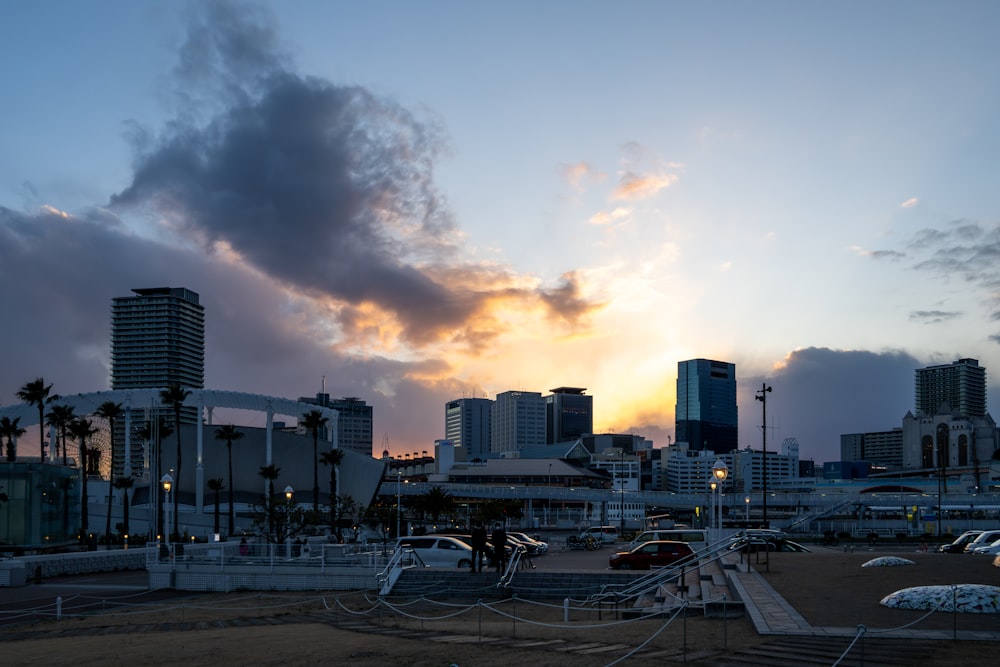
left=915, top=358, right=986, bottom=418
left=840, top=429, right=904, bottom=468
left=491, top=390, right=545, bottom=453
left=675, top=359, right=738, bottom=454
left=545, top=387, right=593, bottom=444
left=445, top=397, right=493, bottom=461
left=299, top=393, right=373, bottom=457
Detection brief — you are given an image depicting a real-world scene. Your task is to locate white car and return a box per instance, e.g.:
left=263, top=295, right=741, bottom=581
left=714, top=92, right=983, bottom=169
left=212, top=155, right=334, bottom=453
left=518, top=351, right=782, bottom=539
left=508, top=531, right=549, bottom=554
left=971, top=537, right=1000, bottom=555
left=394, top=535, right=474, bottom=568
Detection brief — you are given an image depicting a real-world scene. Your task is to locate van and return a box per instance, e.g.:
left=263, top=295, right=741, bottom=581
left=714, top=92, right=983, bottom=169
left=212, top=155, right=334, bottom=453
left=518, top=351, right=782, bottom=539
left=579, top=526, right=619, bottom=544
left=963, top=529, right=1000, bottom=553
left=629, top=529, right=708, bottom=552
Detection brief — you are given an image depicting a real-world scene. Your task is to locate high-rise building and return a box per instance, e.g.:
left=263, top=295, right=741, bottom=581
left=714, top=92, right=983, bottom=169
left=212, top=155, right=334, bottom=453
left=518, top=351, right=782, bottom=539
left=545, top=387, right=593, bottom=444
left=915, top=358, right=987, bottom=418
left=299, top=393, right=373, bottom=457
left=110, top=287, right=205, bottom=477
left=491, top=390, right=545, bottom=453
left=445, top=397, right=493, bottom=461
left=111, top=287, right=205, bottom=391
left=675, top=358, right=738, bottom=454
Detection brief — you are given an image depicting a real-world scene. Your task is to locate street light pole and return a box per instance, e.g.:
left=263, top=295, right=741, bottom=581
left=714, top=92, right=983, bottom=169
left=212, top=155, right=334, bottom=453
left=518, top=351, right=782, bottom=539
left=755, top=383, right=772, bottom=528
left=284, top=485, right=294, bottom=557
left=396, top=468, right=402, bottom=538
left=620, top=450, right=626, bottom=537
left=711, top=459, right=729, bottom=538
left=161, top=473, right=173, bottom=545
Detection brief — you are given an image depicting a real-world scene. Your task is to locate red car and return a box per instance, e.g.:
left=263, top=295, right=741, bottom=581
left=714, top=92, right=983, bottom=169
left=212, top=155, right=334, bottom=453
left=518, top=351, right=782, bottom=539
left=609, top=540, right=695, bottom=570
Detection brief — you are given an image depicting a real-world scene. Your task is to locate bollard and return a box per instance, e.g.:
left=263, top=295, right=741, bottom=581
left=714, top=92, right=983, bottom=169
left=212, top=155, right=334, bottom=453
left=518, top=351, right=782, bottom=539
left=564, top=597, right=570, bottom=623
left=56, top=596, right=62, bottom=620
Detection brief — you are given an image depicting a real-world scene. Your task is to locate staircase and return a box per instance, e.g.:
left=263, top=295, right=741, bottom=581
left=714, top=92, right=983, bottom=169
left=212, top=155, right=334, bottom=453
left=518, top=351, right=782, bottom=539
left=385, top=568, right=646, bottom=601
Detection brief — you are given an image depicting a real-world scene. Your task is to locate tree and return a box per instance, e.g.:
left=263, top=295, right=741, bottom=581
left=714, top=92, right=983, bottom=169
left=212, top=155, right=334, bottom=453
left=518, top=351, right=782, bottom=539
left=17, top=377, right=58, bottom=462
left=138, top=417, right=173, bottom=540
left=214, top=424, right=244, bottom=537
left=207, top=477, right=225, bottom=536
left=0, top=416, right=26, bottom=462
left=320, top=448, right=344, bottom=537
left=46, top=404, right=76, bottom=465
left=69, top=418, right=98, bottom=534
left=96, top=401, right=124, bottom=542
left=420, top=485, right=456, bottom=523
left=113, top=476, right=134, bottom=540
left=258, top=464, right=281, bottom=539
left=301, top=410, right=329, bottom=515
left=160, top=384, right=191, bottom=541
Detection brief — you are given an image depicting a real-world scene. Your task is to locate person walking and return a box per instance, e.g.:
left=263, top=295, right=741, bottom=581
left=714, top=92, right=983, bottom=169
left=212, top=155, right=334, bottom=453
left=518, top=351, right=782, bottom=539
left=470, top=520, right=488, bottom=573
left=491, top=522, right=508, bottom=573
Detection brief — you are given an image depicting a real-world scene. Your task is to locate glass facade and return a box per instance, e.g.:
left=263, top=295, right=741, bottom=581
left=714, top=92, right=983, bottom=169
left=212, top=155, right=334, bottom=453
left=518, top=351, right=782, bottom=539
left=0, top=462, right=80, bottom=549
left=675, top=359, right=738, bottom=453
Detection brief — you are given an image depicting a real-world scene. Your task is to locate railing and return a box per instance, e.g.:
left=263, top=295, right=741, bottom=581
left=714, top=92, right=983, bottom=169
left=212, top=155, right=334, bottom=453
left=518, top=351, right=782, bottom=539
left=497, top=546, right=527, bottom=588
left=586, top=534, right=737, bottom=607
left=146, top=539, right=391, bottom=573
left=376, top=547, right=424, bottom=596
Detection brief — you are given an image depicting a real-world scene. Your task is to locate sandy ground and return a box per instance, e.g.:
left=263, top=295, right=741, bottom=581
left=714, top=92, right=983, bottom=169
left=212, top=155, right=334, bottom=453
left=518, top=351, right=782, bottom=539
left=2, top=546, right=998, bottom=666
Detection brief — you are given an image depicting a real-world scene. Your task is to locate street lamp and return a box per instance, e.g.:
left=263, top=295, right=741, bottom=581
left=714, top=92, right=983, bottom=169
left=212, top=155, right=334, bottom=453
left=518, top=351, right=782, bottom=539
left=620, top=450, right=626, bottom=537
left=712, top=459, right=729, bottom=536
left=160, top=473, right=173, bottom=544
left=396, top=468, right=402, bottom=538
left=755, top=383, right=772, bottom=527
left=745, top=495, right=751, bottom=523
left=284, top=485, right=294, bottom=557
left=709, top=481, right=718, bottom=529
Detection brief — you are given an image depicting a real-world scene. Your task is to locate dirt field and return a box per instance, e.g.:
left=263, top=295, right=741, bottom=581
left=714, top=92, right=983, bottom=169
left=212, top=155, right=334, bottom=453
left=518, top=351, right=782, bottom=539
left=1, top=547, right=998, bottom=666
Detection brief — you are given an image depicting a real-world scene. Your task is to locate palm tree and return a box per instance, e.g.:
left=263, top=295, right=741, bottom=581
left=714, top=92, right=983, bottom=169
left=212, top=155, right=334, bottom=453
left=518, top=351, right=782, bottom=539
left=69, top=417, right=98, bottom=534
left=214, top=424, right=244, bottom=537
left=138, top=417, right=173, bottom=539
left=207, top=477, right=225, bottom=536
left=301, top=410, right=329, bottom=514
left=46, top=404, right=76, bottom=465
left=114, top=476, right=134, bottom=539
left=160, top=384, right=190, bottom=541
left=0, top=416, right=26, bottom=462
left=422, top=486, right=456, bottom=523
left=96, top=400, right=124, bottom=542
left=319, top=448, right=344, bottom=535
left=17, top=377, right=59, bottom=462
left=258, top=464, right=281, bottom=539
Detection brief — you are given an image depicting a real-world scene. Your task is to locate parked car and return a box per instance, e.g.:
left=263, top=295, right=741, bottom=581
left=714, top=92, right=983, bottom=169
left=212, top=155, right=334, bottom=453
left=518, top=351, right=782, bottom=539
left=629, top=529, right=708, bottom=552
left=580, top=525, right=619, bottom=544
left=394, top=536, right=474, bottom=568
left=938, top=530, right=983, bottom=554
left=508, top=531, right=549, bottom=554
left=728, top=537, right=810, bottom=553
left=609, top=540, right=695, bottom=570
left=971, top=537, right=1000, bottom=555
left=963, top=529, right=1000, bottom=553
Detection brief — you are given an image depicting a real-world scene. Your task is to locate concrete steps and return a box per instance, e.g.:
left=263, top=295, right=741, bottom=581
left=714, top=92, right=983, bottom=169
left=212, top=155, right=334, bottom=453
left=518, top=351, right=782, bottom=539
left=386, top=568, right=645, bottom=601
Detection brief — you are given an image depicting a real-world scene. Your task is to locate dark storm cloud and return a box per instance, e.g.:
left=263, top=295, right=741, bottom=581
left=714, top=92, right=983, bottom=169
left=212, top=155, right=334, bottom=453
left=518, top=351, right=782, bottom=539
left=909, top=310, right=961, bottom=324
left=738, top=348, right=920, bottom=462
left=109, top=1, right=596, bottom=348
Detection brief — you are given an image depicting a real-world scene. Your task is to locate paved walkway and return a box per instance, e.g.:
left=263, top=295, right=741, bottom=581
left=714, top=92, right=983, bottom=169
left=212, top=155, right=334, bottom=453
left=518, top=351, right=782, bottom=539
left=728, top=562, right=1000, bottom=642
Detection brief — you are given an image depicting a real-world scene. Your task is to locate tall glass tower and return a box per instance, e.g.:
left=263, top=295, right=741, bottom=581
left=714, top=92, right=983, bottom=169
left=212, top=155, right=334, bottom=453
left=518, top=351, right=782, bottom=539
left=445, top=397, right=493, bottom=461
left=675, top=359, right=738, bottom=453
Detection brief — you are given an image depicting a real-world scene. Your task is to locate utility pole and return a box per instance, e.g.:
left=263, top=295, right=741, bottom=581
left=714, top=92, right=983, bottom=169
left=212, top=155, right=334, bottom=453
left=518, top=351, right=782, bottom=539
left=755, top=383, right=772, bottom=528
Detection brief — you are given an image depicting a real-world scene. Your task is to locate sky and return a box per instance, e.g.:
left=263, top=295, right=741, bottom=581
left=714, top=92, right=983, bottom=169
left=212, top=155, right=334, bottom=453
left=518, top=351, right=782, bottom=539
left=2, top=1, right=1000, bottom=464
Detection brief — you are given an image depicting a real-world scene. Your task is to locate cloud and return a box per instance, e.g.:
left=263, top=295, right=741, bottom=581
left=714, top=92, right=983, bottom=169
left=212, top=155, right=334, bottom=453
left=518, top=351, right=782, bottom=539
left=740, top=348, right=921, bottom=462
left=612, top=171, right=679, bottom=200
left=910, top=310, right=961, bottom=324
left=105, top=1, right=600, bottom=351
left=900, top=197, right=919, bottom=208
left=560, top=161, right=605, bottom=192
left=588, top=207, right=631, bottom=226
left=0, top=1, right=601, bottom=457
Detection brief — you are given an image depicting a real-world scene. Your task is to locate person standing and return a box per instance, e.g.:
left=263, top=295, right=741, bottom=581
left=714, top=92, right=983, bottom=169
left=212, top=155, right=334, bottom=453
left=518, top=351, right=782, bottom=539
left=491, top=522, right=508, bottom=573
left=470, top=520, right=488, bottom=573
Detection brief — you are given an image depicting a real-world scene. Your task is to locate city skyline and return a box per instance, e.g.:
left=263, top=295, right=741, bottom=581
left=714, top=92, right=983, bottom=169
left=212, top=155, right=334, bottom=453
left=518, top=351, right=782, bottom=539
left=3, top=2, right=1000, bottom=463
